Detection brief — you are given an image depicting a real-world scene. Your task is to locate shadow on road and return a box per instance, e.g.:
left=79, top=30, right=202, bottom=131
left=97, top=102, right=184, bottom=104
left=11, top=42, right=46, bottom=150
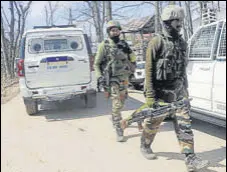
left=153, top=117, right=226, bottom=140
left=155, top=119, right=226, bottom=172
left=156, top=146, right=226, bottom=172
left=36, top=92, right=144, bottom=122
left=191, top=118, right=226, bottom=140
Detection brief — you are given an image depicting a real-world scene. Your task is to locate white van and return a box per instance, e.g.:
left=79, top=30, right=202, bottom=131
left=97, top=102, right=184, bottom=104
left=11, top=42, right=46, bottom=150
left=187, top=20, right=226, bottom=127
left=130, top=61, right=145, bottom=90
left=17, top=25, right=97, bottom=115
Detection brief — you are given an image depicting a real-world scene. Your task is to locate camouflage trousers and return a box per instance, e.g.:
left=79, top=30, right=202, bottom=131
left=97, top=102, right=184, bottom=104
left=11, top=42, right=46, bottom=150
left=135, top=101, right=194, bottom=154
left=110, top=82, right=128, bottom=126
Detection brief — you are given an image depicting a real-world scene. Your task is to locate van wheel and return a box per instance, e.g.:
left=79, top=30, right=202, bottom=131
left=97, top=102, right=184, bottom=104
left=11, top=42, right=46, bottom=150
left=85, top=92, right=97, bottom=108
left=134, top=84, right=142, bottom=90
left=23, top=98, right=38, bottom=115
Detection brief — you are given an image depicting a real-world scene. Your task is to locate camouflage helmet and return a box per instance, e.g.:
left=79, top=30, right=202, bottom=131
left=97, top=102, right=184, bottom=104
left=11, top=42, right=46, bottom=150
left=106, top=20, right=122, bottom=32
left=161, top=5, right=185, bottom=21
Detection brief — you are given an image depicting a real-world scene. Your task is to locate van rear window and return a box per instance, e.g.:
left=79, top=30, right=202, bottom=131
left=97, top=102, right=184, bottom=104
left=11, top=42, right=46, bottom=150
left=44, top=39, right=68, bottom=51
left=28, top=36, right=83, bottom=53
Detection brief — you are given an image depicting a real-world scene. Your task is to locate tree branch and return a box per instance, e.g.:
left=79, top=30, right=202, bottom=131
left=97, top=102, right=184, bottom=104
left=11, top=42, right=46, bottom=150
left=1, top=7, right=10, bottom=26
left=113, top=2, right=146, bottom=12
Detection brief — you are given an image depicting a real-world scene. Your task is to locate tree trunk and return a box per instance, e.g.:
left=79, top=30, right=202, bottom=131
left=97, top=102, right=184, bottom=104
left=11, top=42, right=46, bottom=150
left=106, top=1, right=112, bottom=22
left=49, top=2, right=54, bottom=26
left=1, top=17, right=10, bottom=77
left=179, top=1, right=188, bottom=41
left=68, top=8, right=73, bottom=25
left=155, top=1, right=161, bottom=33
left=45, top=6, right=49, bottom=26
left=217, top=1, right=220, bottom=12
left=92, top=1, right=103, bottom=43
left=185, top=1, right=193, bottom=37
left=9, top=1, right=15, bottom=78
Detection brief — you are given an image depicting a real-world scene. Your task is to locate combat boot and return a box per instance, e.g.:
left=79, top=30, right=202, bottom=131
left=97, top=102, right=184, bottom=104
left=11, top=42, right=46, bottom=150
left=185, top=154, right=209, bottom=172
left=140, top=131, right=157, bottom=160
left=140, top=144, right=157, bottom=160
left=115, top=125, right=126, bottom=142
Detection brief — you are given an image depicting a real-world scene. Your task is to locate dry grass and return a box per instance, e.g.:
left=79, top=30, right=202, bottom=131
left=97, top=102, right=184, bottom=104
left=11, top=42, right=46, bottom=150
left=1, top=82, right=20, bottom=104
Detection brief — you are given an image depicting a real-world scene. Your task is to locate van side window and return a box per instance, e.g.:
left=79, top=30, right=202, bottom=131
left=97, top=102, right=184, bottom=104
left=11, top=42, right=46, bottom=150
left=188, top=24, right=217, bottom=60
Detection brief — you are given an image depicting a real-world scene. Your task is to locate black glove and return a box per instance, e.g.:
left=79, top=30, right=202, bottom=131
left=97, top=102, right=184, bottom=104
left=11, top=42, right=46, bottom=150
left=117, top=42, right=132, bottom=54
left=97, top=76, right=104, bottom=85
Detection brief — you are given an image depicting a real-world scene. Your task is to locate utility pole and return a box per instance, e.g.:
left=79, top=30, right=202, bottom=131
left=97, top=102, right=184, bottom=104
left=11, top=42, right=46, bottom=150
left=68, top=8, right=73, bottom=25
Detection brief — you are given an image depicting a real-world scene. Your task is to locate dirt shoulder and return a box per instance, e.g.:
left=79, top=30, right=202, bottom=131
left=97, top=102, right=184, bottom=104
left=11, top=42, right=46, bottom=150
left=1, top=83, right=20, bottom=104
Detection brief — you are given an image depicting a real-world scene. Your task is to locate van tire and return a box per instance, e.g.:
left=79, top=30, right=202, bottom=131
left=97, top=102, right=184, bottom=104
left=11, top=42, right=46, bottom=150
left=84, top=90, right=97, bottom=108
left=23, top=98, right=38, bottom=115
left=134, top=84, right=142, bottom=90
left=85, top=93, right=97, bottom=108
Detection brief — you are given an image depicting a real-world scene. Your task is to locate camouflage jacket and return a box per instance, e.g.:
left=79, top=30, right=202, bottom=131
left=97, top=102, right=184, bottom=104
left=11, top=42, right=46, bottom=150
left=94, top=38, right=136, bottom=81
left=145, top=28, right=188, bottom=101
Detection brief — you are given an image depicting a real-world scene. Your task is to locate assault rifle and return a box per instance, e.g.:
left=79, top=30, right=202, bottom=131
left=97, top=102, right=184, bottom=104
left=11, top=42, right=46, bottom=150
left=97, top=69, right=110, bottom=92
left=121, top=98, right=192, bottom=129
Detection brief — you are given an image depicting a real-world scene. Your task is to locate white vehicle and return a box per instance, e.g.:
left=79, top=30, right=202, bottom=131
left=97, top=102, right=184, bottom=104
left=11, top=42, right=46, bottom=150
left=17, top=25, right=97, bottom=115
left=187, top=20, right=226, bottom=127
left=130, top=61, right=145, bottom=90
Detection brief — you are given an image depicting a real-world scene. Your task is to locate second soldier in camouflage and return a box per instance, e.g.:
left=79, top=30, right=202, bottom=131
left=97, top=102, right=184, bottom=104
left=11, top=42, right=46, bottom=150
left=94, top=20, right=140, bottom=142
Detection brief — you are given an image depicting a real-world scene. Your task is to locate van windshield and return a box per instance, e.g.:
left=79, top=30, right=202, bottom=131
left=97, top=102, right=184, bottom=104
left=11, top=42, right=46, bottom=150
left=28, top=36, right=83, bottom=54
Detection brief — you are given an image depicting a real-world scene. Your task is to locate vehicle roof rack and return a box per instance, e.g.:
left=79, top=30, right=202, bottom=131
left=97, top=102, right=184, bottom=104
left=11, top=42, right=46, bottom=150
left=33, top=25, right=76, bottom=29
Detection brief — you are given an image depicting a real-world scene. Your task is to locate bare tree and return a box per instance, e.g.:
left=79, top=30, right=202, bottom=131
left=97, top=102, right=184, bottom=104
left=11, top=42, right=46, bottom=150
left=1, top=1, right=32, bottom=79
left=169, top=1, right=176, bottom=5
left=91, top=1, right=103, bottom=42
left=1, top=14, right=10, bottom=77
left=9, top=1, right=15, bottom=78
left=44, top=1, right=59, bottom=26
left=72, top=1, right=105, bottom=43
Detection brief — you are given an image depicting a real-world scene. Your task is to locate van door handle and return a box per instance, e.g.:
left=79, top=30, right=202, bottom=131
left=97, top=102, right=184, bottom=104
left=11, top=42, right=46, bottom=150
left=28, top=65, right=39, bottom=68
left=78, top=59, right=88, bottom=63
left=199, top=67, right=210, bottom=71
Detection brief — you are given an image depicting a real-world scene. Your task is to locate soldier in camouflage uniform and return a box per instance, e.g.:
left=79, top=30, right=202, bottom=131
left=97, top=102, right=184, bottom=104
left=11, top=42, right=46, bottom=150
left=94, top=20, right=143, bottom=142
left=121, top=5, right=209, bottom=172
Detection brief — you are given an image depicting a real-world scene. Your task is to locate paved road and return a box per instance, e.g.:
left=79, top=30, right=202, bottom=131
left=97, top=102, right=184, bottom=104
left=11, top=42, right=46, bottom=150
left=1, top=91, right=226, bottom=172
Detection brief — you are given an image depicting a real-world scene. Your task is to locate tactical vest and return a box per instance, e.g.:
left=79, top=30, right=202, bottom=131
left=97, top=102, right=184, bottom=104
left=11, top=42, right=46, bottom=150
left=103, top=40, right=133, bottom=77
left=155, top=34, right=187, bottom=82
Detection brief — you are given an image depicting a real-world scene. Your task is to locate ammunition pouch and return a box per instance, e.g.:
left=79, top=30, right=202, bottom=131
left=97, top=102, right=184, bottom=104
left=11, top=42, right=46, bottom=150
left=156, top=58, right=175, bottom=81
left=156, top=90, right=177, bottom=103
left=156, top=80, right=186, bottom=103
